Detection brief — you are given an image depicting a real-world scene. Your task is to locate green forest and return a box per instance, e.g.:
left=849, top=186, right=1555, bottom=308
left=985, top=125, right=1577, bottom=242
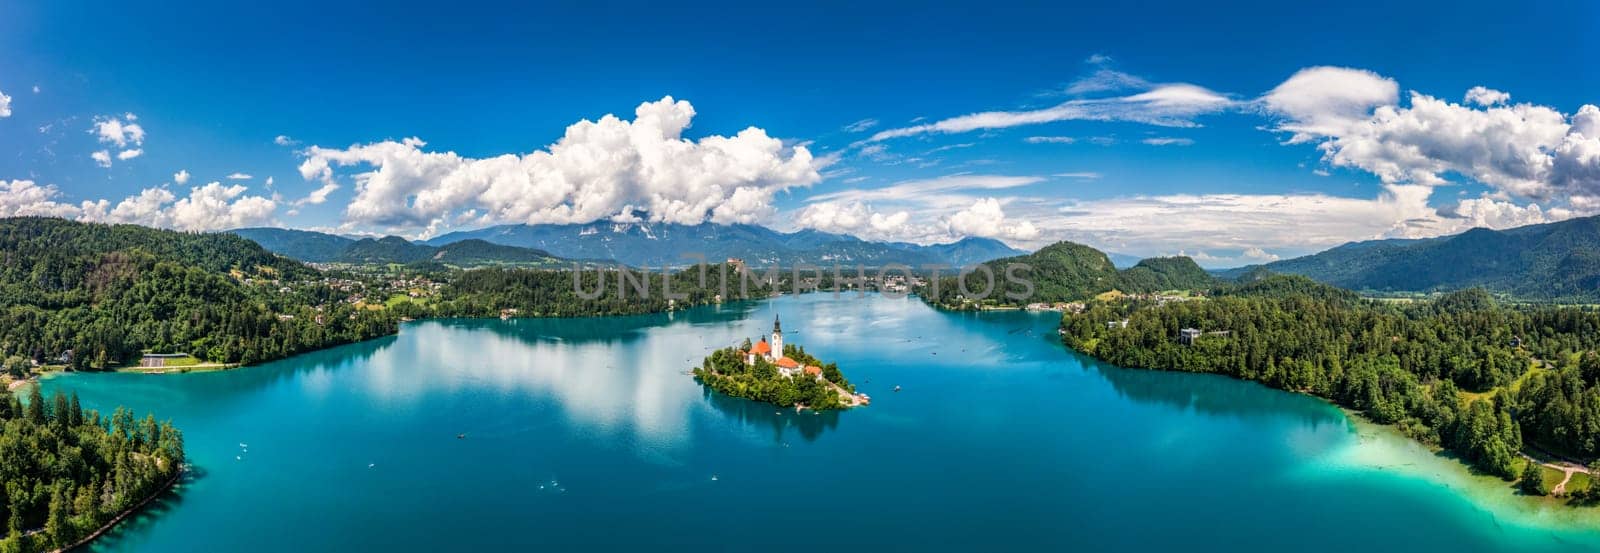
left=427, top=263, right=775, bottom=319
left=918, top=241, right=1215, bottom=308
left=0, top=387, right=183, bottom=553
left=0, top=218, right=400, bottom=370
left=1059, top=275, right=1600, bottom=485
left=1236, top=215, right=1600, bottom=302
left=692, top=343, right=855, bottom=410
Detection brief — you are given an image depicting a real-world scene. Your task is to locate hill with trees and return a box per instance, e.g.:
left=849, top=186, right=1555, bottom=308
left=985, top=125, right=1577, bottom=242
left=0, top=217, right=400, bottom=370
left=918, top=240, right=1215, bottom=308
left=228, top=227, right=355, bottom=263
left=1226, top=215, right=1600, bottom=301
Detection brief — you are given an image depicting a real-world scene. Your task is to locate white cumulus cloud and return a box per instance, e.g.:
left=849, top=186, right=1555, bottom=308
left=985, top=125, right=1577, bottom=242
left=1260, top=66, right=1399, bottom=144
left=298, top=96, right=821, bottom=237
left=0, top=179, right=277, bottom=231
left=173, top=169, right=190, bottom=184
left=297, top=182, right=340, bottom=206
left=1260, top=68, right=1600, bottom=208
left=947, top=198, right=1039, bottom=241
left=0, top=180, right=84, bottom=218
left=1465, top=86, right=1511, bottom=107
left=91, top=114, right=145, bottom=147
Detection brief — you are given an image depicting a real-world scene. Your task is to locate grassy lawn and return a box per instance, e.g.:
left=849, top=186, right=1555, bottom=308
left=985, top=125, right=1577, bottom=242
left=1458, top=388, right=1496, bottom=404
left=1542, top=466, right=1567, bottom=488
left=157, top=355, right=204, bottom=367
left=1455, top=365, right=1549, bottom=405
left=1568, top=471, right=1592, bottom=493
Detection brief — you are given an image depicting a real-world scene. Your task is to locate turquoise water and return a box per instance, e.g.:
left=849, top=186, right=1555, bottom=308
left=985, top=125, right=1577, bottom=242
left=39, top=293, right=1600, bottom=551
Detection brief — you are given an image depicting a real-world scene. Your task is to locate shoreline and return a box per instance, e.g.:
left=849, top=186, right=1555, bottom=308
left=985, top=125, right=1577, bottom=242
left=51, top=463, right=185, bottom=553
left=1059, top=332, right=1600, bottom=520
left=105, top=294, right=789, bottom=377
left=1328, top=414, right=1600, bottom=533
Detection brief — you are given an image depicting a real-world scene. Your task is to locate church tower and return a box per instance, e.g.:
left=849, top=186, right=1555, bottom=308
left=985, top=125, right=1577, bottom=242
left=771, top=314, right=783, bottom=358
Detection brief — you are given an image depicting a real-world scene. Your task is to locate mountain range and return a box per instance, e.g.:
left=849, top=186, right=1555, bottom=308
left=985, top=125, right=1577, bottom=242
left=234, top=222, right=1027, bottom=268
left=97, top=211, right=1600, bottom=303
left=1224, top=215, right=1600, bottom=301
left=229, top=228, right=567, bottom=268
left=423, top=221, right=1027, bottom=268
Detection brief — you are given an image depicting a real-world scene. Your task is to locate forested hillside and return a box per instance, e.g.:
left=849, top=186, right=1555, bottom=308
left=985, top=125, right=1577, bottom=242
left=918, top=241, right=1215, bottom=307
left=228, top=227, right=355, bottom=263
left=0, top=387, right=183, bottom=552
left=429, top=263, right=774, bottom=318
left=0, top=217, right=399, bottom=369
left=1232, top=215, right=1600, bottom=301
left=1060, top=276, right=1600, bottom=479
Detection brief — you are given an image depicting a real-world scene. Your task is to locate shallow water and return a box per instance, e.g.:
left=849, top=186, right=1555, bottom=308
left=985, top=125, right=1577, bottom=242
left=42, top=293, right=1600, bottom=551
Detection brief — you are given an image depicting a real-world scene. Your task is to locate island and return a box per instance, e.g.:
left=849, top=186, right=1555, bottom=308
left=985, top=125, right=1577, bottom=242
left=692, top=314, right=869, bottom=410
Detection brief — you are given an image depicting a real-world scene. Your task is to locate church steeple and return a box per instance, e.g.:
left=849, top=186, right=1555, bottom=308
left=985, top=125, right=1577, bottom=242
left=770, top=313, right=784, bottom=358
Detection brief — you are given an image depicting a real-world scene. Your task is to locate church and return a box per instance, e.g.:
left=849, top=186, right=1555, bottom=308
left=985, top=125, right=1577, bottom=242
left=742, top=314, right=823, bottom=379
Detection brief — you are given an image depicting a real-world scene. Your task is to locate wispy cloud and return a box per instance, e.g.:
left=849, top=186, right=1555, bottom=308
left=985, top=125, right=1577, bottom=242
left=868, top=70, right=1235, bottom=142
left=807, top=173, right=1044, bottom=204
left=1142, top=137, right=1194, bottom=146
left=842, top=118, right=879, bottom=133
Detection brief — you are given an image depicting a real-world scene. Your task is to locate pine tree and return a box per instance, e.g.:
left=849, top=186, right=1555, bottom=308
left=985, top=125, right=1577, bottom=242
left=51, top=392, right=69, bottom=430
left=24, top=387, right=44, bottom=425
left=68, top=394, right=82, bottom=427
left=1520, top=459, right=1547, bottom=496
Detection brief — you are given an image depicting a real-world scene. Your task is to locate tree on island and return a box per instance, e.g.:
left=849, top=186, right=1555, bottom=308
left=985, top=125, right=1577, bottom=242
left=1521, top=459, right=1547, bottom=496
left=692, top=345, right=855, bottom=411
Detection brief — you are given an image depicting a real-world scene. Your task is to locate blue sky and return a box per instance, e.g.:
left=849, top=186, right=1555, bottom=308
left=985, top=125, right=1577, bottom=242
left=1, top=0, right=1597, bottom=266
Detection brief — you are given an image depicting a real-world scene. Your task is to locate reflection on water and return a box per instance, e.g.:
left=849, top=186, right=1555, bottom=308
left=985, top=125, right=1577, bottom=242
left=1078, top=351, right=1345, bottom=426
left=701, top=386, right=840, bottom=443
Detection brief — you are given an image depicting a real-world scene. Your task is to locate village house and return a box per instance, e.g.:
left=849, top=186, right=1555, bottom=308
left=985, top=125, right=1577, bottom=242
left=1179, top=328, right=1202, bottom=345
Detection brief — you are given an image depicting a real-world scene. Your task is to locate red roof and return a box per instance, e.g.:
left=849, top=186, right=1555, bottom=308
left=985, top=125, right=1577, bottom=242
left=803, top=365, right=822, bottom=376
left=776, top=357, right=800, bottom=369
left=751, top=340, right=771, bottom=354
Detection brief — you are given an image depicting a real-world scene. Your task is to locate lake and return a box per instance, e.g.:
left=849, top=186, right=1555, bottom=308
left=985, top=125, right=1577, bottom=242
left=40, top=292, right=1600, bottom=552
